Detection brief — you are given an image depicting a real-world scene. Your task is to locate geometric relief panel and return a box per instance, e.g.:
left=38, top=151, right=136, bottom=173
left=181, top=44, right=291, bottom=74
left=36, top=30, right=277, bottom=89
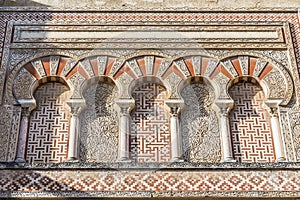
left=79, top=81, right=119, bottom=162
left=0, top=106, right=13, bottom=162
left=292, top=124, right=300, bottom=161
left=229, top=82, right=275, bottom=163
left=130, top=83, right=171, bottom=162
left=180, top=80, right=221, bottom=162
left=1, top=170, right=300, bottom=193
left=26, top=82, right=71, bottom=163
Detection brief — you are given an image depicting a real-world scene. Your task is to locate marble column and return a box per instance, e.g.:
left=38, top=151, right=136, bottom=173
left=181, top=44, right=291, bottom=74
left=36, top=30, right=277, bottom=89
left=15, top=106, right=32, bottom=162
left=66, top=99, right=85, bottom=161
left=215, top=100, right=236, bottom=162
left=269, top=107, right=286, bottom=162
left=116, top=98, right=134, bottom=161
left=166, top=99, right=184, bottom=162
left=219, top=107, right=236, bottom=162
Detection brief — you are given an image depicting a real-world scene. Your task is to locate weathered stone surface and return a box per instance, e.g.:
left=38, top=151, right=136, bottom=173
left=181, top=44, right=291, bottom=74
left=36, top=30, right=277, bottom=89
left=1, top=0, right=300, bottom=8
left=0, top=4, right=300, bottom=199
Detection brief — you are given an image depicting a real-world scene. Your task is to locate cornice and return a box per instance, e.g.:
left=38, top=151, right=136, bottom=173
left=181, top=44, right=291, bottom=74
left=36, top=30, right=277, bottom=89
left=0, top=6, right=298, bottom=13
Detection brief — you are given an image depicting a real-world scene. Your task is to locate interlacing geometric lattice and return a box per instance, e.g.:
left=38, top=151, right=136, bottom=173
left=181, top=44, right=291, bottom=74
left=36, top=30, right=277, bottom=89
left=229, top=82, right=275, bottom=162
left=26, top=82, right=71, bottom=163
left=130, top=83, right=171, bottom=162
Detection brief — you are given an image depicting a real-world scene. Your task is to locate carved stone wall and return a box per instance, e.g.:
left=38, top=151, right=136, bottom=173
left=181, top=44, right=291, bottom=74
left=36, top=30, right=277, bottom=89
left=285, top=109, right=300, bottom=162
left=2, top=0, right=300, bottom=8
left=180, top=80, right=221, bottom=162
left=26, top=82, right=71, bottom=163
left=229, top=81, right=275, bottom=163
left=130, top=82, right=171, bottom=162
left=0, top=7, right=300, bottom=199
left=79, top=81, right=119, bottom=162
left=0, top=106, right=20, bottom=162
left=292, top=124, right=300, bottom=159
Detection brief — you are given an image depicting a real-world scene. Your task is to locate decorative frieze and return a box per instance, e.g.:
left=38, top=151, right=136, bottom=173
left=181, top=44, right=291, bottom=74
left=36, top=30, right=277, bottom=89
left=0, top=7, right=300, bottom=199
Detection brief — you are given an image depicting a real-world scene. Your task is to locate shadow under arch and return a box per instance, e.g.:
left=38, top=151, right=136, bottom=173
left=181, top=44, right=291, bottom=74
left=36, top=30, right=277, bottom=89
left=129, top=76, right=171, bottom=162
left=227, top=76, right=275, bottom=163
left=26, top=77, right=72, bottom=163
left=79, top=76, right=120, bottom=162
left=31, top=76, right=72, bottom=97
left=178, top=76, right=222, bottom=162
left=128, top=76, right=171, bottom=99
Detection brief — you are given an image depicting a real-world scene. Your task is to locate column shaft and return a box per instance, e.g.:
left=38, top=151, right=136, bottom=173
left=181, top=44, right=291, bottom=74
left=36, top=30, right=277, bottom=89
left=220, top=111, right=235, bottom=162
left=218, top=107, right=236, bottom=163
left=67, top=114, right=79, bottom=160
left=119, top=112, right=130, bottom=161
left=170, top=114, right=182, bottom=161
left=116, top=99, right=134, bottom=162
left=270, top=108, right=286, bottom=162
left=15, top=108, right=30, bottom=162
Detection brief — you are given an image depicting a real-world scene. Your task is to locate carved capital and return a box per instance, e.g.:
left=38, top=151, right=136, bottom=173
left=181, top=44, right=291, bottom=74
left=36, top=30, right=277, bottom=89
left=19, top=99, right=36, bottom=116
left=170, top=106, right=181, bottom=117
left=70, top=107, right=82, bottom=117
left=165, top=98, right=184, bottom=117
left=21, top=107, right=31, bottom=117
left=120, top=107, right=132, bottom=116
left=116, top=98, right=135, bottom=115
left=66, top=99, right=86, bottom=116
left=268, top=107, right=279, bottom=118
left=214, top=98, right=234, bottom=117
left=265, top=99, right=281, bottom=118
left=219, top=107, right=231, bottom=117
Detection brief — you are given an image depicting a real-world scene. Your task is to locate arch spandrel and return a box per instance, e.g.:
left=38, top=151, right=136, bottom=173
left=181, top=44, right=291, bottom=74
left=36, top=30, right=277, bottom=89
left=113, top=55, right=173, bottom=99
left=11, top=55, right=122, bottom=105
left=210, top=55, right=293, bottom=105
left=13, top=68, right=36, bottom=102
left=163, top=56, right=221, bottom=100
left=11, top=54, right=294, bottom=108
left=67, top=55, right=120, bottom=100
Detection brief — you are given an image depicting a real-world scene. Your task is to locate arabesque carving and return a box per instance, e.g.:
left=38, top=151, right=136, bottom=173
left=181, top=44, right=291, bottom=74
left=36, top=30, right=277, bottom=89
left=0, top=106, right=14, bottom=161
left=13, top=68, right=36, bottom=101
left=180, top=81, right=221, bottom=162
left=79, top=81, right=119, bottom=162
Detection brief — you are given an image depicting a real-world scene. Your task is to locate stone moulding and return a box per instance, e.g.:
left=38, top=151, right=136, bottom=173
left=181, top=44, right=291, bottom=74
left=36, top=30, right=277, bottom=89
left=0, top=7, right=298, bottom=12
left=10, top=22, right=286, bottom=50
left=0, top=166, right=300, bottom=198
left=0, top=8, right=300, bottom=198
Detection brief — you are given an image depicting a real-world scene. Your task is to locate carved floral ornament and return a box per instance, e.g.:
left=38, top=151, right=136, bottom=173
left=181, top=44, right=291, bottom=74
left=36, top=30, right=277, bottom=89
left=10, top=54, right=293, bottom=108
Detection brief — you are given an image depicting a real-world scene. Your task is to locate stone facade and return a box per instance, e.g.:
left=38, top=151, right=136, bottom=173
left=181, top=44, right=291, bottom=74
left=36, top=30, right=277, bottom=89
left=0, top=2, right=300, bottom=199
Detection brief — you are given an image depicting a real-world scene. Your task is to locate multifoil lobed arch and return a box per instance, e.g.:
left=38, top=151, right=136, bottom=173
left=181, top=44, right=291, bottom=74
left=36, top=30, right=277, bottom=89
left=10, top=54, right=293, bottom=108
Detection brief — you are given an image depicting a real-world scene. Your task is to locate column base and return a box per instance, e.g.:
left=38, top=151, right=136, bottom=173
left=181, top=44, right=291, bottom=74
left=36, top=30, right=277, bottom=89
left=171, top=157, right=185, bottom=162
left=276, top=157, right=287, bottom=162
left=222, top=158, right=237, bottom=163
left=15, top=158, right=26, bottom=163
left=67, top=158, right=79, bottom=162
left=119, top=158, right=132, bottom=162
